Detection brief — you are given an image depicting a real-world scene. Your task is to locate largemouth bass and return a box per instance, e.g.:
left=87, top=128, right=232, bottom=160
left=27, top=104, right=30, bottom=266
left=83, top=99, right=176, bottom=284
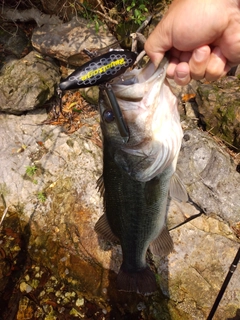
left=95, top=57, right=187, bottom=295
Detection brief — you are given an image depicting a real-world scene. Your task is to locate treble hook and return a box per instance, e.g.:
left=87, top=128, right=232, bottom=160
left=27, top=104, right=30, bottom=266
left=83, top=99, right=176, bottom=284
left=103, top=84, right=130, bottom=143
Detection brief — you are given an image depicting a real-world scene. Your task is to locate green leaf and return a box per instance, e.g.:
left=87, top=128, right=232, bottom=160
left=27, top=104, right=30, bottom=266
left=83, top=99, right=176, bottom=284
left=95, top=19, right=99, bottom=32
left=134, top=8, right=140, bottom=18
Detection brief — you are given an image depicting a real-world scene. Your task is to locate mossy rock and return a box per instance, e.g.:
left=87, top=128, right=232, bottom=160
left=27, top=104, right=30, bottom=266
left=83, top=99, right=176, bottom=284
left=196, top=77, right=240, bottom=149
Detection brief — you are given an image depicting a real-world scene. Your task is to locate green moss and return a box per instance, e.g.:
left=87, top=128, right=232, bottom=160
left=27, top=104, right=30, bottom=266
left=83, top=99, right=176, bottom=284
left=41, top=129, right=54, bottom=141
left=66, top=139, right=74, bottom=148
left=197, top=87, right=210, bottom=100
left=26, top=165, right=37, bottom=177
left=37, top=191, right=47, bottom=203
left=168, top=301, right=192, bottom=320
left=36, top=87, right=50, bottom=105
left=199, top=81, right=240, bottom=148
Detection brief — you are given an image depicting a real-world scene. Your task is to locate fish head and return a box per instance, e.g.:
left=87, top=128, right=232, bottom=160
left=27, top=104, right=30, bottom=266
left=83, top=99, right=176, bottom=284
left=99, top=57, right=183, bottom=181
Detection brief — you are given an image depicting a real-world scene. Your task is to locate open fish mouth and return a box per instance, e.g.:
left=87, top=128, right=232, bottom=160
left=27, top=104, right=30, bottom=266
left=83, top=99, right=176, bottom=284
left=111, top=57, right=168, bottom=101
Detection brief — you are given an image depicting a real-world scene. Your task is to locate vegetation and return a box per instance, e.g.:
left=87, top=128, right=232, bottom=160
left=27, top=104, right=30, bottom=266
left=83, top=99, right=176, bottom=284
left=25, top=165, right=37, bottom=177
left=0, top=0, right=159, bottom=31
left=124, top=0, right=149, bottom=25
left=37, top=191, right=47, bottom=203
left=25, top=165, right=38, bottom=184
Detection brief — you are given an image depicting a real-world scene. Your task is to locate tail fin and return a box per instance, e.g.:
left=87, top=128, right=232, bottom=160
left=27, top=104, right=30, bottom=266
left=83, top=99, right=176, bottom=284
left=117, top=265, right=157, bottom=295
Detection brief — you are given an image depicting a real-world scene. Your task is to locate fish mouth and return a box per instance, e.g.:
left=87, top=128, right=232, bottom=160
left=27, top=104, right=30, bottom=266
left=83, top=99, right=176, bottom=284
left=110, top=57, right=168, bottom=101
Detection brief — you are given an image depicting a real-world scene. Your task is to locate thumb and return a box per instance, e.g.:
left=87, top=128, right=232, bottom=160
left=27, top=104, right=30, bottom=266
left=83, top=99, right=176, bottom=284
left=144, top=20, right=172, bottom=67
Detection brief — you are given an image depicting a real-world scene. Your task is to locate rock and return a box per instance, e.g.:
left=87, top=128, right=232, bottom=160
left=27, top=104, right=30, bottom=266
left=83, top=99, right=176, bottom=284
left=0, top=51, right=60, bottom=114
left=40, top=0, right=84, bottom=20
left=178, top=128, right=240, bottom=226
left=1, top=7, right=61, bottom=27
left=196, top=76, right=240, bottom=149
left=40, top=0, right=103, bottom=21
left=158, top=211, right=240, bottom=320
left=234, top=64, right=240, bottom=77
left=80, top=86, right=99, bottom=105
left=228, top=64, right=240, bottom=77
left=31, top=16, right=117, bottom=63
left=0, top=108, right=239, bottom=319
left=0, top=21, right=30, bottom=68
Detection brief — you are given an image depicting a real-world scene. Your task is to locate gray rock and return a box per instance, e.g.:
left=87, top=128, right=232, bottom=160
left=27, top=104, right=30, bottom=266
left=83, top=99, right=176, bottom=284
left=31, top=16, right=117, bottom=63
left=0, top=109, right=102, bottom=209
left=80, top=86, right=99, bottom=105
left=1, top=7, right=62, bottom=27
left=0, top=109, right=239, bottom=319
left=178, top=128, right=240, bottom=226
left=0, top=51, right=60, bottom=114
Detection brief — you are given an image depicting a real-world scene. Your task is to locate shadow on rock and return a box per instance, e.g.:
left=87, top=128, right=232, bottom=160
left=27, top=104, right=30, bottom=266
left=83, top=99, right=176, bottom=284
left=0, top=210, right=31, bottom=320
left=95, top=234, right=171, bottom=320
left=227, top=309, right=240, bottom=320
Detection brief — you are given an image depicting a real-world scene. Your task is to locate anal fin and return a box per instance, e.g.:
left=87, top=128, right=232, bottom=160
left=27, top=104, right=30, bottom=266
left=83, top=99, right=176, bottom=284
left=150, top=226, right=173, bottom=257
left=94, top=214, right=119, bottom=243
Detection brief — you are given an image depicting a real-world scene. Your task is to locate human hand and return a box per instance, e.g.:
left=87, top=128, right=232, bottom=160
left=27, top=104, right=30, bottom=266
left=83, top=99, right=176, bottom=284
left=144, top=0, right=240, bottom=85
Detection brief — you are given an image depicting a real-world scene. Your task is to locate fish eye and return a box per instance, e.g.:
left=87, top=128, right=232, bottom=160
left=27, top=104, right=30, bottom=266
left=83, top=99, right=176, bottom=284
left=102, top=110, right=114, bottom=123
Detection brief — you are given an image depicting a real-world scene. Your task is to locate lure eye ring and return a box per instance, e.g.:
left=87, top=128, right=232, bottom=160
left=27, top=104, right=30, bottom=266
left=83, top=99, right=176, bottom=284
left=102, top=109, right=115, bottom=123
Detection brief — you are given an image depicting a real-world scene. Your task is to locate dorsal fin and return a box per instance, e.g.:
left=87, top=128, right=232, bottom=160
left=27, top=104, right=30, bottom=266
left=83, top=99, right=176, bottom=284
left=170, top=172, right=188, bottom=202
left=150, top=226, right=173, bottom=257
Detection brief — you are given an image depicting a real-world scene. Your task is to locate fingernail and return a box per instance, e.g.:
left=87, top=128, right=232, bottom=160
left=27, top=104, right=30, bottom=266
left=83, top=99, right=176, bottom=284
left=176, top=71, right=188, bottom=79
left=194, top=48, right=206, bottom=61
left=152, top=60, right=160, bottom=69
left=175, top=71, right=190, bottom=85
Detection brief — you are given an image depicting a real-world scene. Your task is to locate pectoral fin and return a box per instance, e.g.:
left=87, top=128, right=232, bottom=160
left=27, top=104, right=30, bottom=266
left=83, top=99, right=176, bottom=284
left=170, top=172, right=188, bottom=202
left=150, top=226, right=173, bottom=257
left=94, top=214, right=119, bottom=243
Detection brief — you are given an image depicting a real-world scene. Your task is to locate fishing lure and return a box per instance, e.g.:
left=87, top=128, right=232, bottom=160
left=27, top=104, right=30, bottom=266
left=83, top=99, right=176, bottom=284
left=101, top=84, right=130, bottom=143
left=58, top=49, right=137, bottom=142
left=59, top=50, right=137, bottom=91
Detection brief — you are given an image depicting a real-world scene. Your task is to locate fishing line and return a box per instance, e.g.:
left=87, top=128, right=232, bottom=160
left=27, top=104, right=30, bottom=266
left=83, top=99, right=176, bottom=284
left=169, top=212, right=240, bottom=318
left=169, top=211, right=204, bottom=231
left=207, top=247, right=240, bottom=320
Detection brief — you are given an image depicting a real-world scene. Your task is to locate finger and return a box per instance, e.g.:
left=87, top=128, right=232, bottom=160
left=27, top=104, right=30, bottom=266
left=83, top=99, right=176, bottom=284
left=205, top=47, right=228, bottom=81
left=179, top=51, right=192, bottom=63
left=167, top=58, right=179, bottom=78
left=189, top=46, right=211, bottom=80
left=166, top=51, right=191, bottom=78
left=174, top=62, right=191, bottom=86
left=145, top=19, right=172, bottom=67
left=144, top=29, right=165, bottom=67
left=168, top=47, right=182, bottom=60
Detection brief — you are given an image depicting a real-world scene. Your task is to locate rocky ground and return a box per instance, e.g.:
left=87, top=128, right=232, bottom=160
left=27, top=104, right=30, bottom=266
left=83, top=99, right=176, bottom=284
left=0, top=4, right=240, bottom=320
